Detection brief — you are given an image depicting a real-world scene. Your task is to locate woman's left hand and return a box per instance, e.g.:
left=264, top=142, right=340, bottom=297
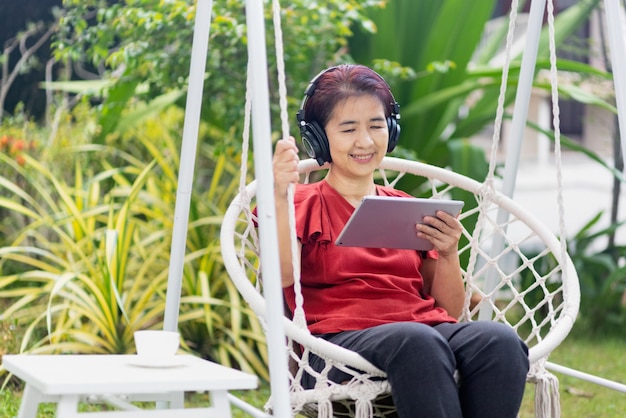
left=416, top=211, right=462, bottom=257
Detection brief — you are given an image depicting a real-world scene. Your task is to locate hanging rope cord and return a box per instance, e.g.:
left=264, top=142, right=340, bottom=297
left=271, top=0, right=308, bottom=330
left=462, top=4, right=568, bottom=413
left=464, top=0, right=568, bottom=308
left=237, top=0, right=306, bottom=329
left=547, top=0, right=569, bottom=283
left=532, top=7, right=569, bottom=416
left=462, top=0, right=522, bottom=313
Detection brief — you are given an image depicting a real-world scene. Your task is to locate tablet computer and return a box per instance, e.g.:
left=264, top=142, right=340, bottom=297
left=335, top=195, right=464, bottom=250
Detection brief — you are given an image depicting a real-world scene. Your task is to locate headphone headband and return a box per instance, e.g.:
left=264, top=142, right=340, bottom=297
left=297, top=66, right=400, bottom=125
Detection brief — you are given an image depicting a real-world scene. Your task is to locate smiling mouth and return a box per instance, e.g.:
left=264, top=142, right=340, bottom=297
left=350, top=153, right=374, bottom=160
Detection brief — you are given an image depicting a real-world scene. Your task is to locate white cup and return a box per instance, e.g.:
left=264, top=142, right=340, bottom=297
left=134, top=330, right=180, bottom=359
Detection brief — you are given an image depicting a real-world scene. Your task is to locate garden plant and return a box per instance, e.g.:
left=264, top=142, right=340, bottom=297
left=1, top=0, right=626, bottom=416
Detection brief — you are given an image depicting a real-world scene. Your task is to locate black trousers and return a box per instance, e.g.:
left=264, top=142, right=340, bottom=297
left=305, top=321, right=529, bottom=418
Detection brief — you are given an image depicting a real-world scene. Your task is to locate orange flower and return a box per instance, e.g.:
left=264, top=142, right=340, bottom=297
left=15, top=154, right=26, bottom=166
left=10, top=139, right=25, bottom=154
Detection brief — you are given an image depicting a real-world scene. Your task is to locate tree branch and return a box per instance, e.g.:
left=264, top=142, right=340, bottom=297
left=0, top=22, right=57, bottom=120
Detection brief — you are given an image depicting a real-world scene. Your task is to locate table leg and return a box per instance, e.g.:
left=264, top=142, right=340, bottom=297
left=16, top=384, right=42, bottom=418
left=155, top=392, right=183, bottom=409
left=168, top=391, right=185, bottom=409
left=56, top=394, right=81, bottom=418
left=210, top=390, right=232, bottom=418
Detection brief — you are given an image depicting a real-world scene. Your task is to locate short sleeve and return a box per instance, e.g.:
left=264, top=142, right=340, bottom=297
left=294, top=184, right=331, bottom=245
left=251, top=183, right=331, bottom=245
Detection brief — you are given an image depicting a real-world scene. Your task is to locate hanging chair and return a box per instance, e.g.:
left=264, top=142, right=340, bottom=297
left=221, top=155, right=579, bottom=418
left=220, top=0, right=579, bottom=417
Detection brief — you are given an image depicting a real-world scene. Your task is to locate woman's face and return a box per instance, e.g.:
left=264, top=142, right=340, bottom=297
left=324, top=94, right=388, bottom=179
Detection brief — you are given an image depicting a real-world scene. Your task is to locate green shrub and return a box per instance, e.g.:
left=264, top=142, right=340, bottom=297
left=0, top=106, right=268, bottom=380
left=567, top=212, right=626, bottom=337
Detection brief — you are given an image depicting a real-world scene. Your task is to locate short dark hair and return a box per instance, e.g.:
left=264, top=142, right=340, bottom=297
left=302, top=64, right=396, bottom=129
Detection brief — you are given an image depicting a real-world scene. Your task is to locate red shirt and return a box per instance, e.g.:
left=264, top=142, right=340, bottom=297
left=284, top=180, right=457, bottom=335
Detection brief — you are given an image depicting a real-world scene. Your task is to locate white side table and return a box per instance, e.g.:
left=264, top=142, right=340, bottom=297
left=3, top=354, right=258, bottom=418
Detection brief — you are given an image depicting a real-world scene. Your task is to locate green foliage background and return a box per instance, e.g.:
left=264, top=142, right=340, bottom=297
left=1, top=0, right=625, bottom=389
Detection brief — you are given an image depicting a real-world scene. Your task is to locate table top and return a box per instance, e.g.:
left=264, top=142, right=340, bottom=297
left=2, top=354, right=258, bottom=395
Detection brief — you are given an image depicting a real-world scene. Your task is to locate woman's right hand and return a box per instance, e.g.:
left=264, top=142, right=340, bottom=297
left=273, top=136, right=300, bottom=197
left=273, top=136, right=302, bottom=287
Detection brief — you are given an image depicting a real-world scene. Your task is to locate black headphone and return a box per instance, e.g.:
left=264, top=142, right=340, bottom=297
left=296, top=66, right=401, bottom=166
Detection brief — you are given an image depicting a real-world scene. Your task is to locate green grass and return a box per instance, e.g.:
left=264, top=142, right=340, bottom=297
left=2, top=336, right=624, bottom=417
left=520, top=336, right=626, bottom=418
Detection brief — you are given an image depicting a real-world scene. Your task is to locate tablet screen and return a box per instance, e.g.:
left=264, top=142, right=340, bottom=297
left=335, top=195, right=464, bottom=250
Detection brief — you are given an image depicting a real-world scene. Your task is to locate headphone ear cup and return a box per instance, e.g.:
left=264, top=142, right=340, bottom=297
left=387, top=116, right=400, bottom=153
left=301, top=121, right=331, bottom=165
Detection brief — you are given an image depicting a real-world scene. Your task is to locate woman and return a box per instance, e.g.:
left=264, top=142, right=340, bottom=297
left=272, top=64, right=529, bottom=417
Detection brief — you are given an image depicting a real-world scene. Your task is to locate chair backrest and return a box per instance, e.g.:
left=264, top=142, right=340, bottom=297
left=220, top=156, right=580, bottom=415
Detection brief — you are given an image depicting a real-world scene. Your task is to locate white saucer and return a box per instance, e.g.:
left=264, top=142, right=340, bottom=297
left=128, top=356, right=186, bottom=368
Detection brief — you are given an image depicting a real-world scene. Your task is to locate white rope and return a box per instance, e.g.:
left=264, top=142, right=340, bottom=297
left=486, top=0, right=520, bottom=186
left=237, top=58, right=263, bottom=301
left=546, top=0, right=569, bottom=277
left=463, top=0, right=520, bottom=315
left=529, top=359, right=561, bottom=418
left=271, top=0, right=306, bottom=330
left=525, top=3, right=568, bottom=415
left=272, top=0, right=290, bottom=140
left=239, top=61, right=253, bottom=194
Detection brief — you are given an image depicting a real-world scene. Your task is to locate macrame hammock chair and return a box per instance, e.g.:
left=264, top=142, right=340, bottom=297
left=220, top=0, right=579, bottom=417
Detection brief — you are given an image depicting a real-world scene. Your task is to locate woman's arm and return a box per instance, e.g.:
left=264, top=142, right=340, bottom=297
left=273, top=137, right=301, bottom=288
left=417, top=211, right=465, bottom=318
